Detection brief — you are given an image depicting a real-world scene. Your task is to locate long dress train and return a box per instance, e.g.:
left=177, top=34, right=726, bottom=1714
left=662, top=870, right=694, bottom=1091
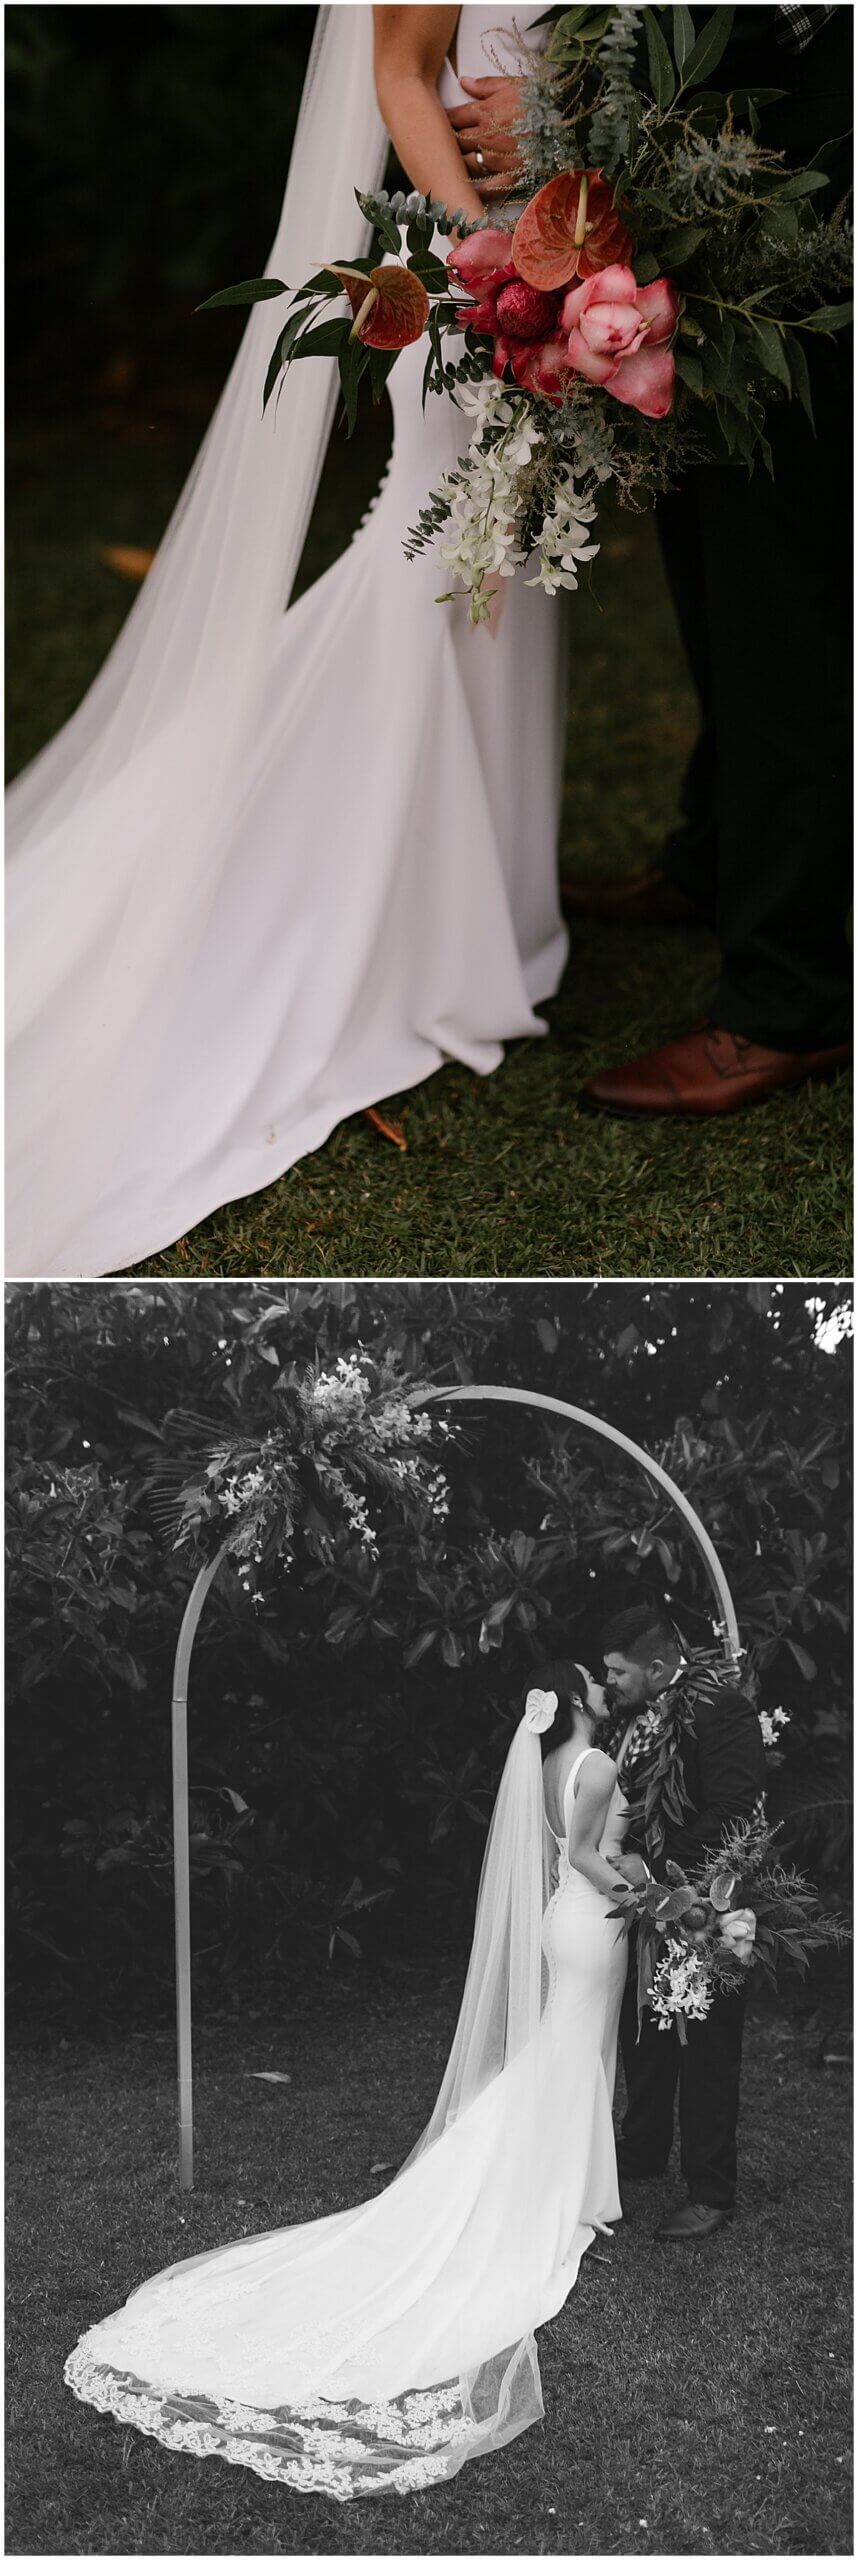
left=64, top=1751, right=628, bottom=2500
left=6, top=3, right=567, bottom=1277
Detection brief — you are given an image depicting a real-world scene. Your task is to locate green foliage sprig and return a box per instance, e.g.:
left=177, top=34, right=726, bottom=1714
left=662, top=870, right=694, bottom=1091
left=519, top=3, right=853, bottom=467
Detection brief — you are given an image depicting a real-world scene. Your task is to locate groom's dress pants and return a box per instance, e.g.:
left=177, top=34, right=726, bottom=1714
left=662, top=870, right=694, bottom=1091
left=619, top=1958, right=746, bottom=2210
left=655, top=7, right=852, bottom=1052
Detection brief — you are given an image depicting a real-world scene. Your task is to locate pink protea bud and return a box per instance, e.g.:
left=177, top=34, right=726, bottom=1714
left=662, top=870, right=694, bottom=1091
left=494, top=280, right=560, bottom=342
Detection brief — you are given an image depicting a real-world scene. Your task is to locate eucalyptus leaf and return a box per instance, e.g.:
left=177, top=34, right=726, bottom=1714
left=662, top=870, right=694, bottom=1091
left=338, top=335, right=369, bottom=436
left=746, top=316, right=791, bottom=391
left=643, top=7, right=677, bottom=111
left=290, top=316, right=352, bottom=360
left=197, top=276, right=287, bottom=312
left=368, top=346, right=398, bottom=403
left=355, top=189, right=401, bottom=258
left=785, top=331, right=815, bottom=431
left=729, top=87, right=787, bottom=113
left=770, top=169, right=830, bottom=202
left=683, top=6, right=735, bottom=90
left=655, top=221, right=707, bottom=267
left=674, top=348, right=704, bottom=393
left=672, top=5, right=695, bottom=72
left=801, top=302, right=853, bottom=332
left=759, top=203, right=800, bottom=245
left=405, top=250, right=450, bottom=294
left=296, top=264, right=370, bottom=299
left=262, top=336, right=286, bottom=414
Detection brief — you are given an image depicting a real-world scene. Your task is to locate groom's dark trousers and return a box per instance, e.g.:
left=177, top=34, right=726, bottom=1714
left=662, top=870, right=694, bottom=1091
left=654, top=6, right=853, bottom=1051
left=618, top=1680, right=766, bottom=2208
left=619, top=1964, right=746, bottom=2210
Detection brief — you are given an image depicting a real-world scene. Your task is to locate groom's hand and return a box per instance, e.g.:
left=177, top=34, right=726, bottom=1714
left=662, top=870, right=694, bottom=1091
left=446, top=76, right=526, bottom=201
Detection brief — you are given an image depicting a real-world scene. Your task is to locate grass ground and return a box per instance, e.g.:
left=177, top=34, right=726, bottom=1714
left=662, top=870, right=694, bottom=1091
left=6, top=1973, right=852, bottom=2558
left=7, top=409, right=852, bottom=1279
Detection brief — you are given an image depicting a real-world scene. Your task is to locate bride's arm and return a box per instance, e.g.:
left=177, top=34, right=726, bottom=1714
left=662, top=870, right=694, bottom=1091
left=372, top=7, right=487, bottom=227
left=567, top=1756, right=632, bottom=1902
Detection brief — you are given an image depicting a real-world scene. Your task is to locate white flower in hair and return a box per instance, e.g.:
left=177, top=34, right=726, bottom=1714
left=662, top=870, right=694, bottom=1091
left=524, top=1688, right=558, bottom=1735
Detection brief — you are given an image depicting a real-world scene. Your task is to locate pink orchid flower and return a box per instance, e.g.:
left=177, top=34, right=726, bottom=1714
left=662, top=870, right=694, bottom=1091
left=561, top=265, right=680, bottom=419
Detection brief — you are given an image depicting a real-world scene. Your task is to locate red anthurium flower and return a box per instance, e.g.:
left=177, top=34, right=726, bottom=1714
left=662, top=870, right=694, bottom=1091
left=512, top=173, right=633, bottom=291
left=332, top=265, right=430, bottom=349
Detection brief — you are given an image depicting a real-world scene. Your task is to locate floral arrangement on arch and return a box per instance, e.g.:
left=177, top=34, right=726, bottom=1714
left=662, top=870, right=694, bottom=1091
left=171, top=1352, right=453, bottom=1603
left=618, top=1805, right=850, bottom=2042
left=202, top=4, right=853, bottom=622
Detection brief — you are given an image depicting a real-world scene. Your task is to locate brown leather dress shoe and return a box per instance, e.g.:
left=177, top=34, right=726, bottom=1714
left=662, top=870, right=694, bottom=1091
left=561, top=871, right=711, bottom=928
left=580, top=1024, right=853, bottom=1118
left=655, top=2200, right=733, bottom=2243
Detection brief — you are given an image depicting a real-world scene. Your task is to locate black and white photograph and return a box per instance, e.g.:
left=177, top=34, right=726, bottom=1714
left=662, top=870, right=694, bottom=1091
left=5, top=1279, right=852, bottom=2555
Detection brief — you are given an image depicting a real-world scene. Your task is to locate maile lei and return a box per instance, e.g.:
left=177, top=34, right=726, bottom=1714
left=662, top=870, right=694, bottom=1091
left=609, top=1639, right=752, bottom=1867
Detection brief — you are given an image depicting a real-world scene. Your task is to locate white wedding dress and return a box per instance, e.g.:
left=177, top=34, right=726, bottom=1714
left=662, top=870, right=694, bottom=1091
left=65, top=1748, right=627, bottom=2500
left=6, top=3, right=567, bottom=1278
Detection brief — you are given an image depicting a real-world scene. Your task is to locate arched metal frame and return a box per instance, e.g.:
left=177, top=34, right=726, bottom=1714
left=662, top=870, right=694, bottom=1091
left=170, top=1385, right=740, bottom=2189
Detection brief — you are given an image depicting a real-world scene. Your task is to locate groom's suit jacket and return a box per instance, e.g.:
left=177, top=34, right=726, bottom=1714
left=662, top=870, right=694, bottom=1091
left=627, top=1683, right=768, bottom=1879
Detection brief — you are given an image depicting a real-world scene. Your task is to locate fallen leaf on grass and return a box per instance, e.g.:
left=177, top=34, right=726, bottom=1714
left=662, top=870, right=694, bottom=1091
left=96, top=545, right=156, bottom=582
left=363, top=1106, right=407, bottom=1150
left=247, top=2071, right=292, bottom=2086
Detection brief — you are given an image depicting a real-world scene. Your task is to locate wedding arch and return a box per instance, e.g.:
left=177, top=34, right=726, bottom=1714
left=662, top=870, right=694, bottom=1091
left=170, top=1383, right=740, bottom=2188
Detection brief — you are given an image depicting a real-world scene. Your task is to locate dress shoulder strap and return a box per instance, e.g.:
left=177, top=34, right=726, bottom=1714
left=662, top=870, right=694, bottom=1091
left=561, top=1745, right=598, bottom=1828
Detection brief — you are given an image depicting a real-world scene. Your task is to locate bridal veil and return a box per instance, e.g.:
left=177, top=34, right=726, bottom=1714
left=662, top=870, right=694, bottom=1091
left=6, top=8, right=387, bottom=1274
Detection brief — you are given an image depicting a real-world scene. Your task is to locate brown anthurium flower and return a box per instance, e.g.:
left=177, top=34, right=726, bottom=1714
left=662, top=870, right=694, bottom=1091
left=512, top=173, right=633, bottom=291
left=330, top=265, right=430, bottom=349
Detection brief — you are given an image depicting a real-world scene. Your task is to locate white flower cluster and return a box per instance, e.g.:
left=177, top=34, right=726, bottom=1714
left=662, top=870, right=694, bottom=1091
left=438, top=386, right=545, bottom=624
left=219, top=1464, right=266, bottom=1517
left=525, top=468, right=600, bottom=598
left=316, top=1456, right=379, bottom=1555
left=308, top=1354, right=372, bottom=1431
left=372, top=1396, right=431, bottom=1448
left=650, top=1935, right=714, bottom=2032
left=759, top=1706, right=790, bottom=1750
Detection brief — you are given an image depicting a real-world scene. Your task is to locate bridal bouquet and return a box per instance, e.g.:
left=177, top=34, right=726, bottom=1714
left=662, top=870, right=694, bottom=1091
left=202, top=6, right=853, bottom=622
left=618, top=1805, right=850, bottom=2042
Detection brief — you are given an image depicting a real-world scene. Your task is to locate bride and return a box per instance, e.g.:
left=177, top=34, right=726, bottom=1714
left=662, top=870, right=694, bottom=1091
left=65, top=1670, right=636, bottom=2499
left=6, top=4, right=569, bottom=1279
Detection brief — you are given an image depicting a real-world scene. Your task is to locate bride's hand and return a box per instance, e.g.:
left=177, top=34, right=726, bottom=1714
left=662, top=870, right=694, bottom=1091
left=610, top=1852, right=649, bottom=1887
left=446, top=75, right=527, bottom=201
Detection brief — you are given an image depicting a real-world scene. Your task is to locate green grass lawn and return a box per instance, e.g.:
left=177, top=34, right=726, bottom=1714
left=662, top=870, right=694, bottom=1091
left=7, top=409, right=852, bottom=1280
left=5, top=1975, right=852, bottom=2557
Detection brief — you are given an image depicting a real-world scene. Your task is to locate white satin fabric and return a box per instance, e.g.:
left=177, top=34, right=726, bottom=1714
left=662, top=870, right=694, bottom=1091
left=64, top=1746, right=627, bottom=2499
left=6, top=3, right=566, bottom=1276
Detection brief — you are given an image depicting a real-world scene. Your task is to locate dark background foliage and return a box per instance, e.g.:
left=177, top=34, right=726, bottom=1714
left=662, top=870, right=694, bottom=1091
left=6, top=6, right=317, bottom=420
left=6, top=1281, right=852, bottom=2029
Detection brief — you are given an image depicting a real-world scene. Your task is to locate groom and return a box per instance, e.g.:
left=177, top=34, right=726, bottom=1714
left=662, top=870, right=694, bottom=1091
left=600, top=1603, right=766, bottom=2242
left=448, top=6, right=853, bottom=1114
